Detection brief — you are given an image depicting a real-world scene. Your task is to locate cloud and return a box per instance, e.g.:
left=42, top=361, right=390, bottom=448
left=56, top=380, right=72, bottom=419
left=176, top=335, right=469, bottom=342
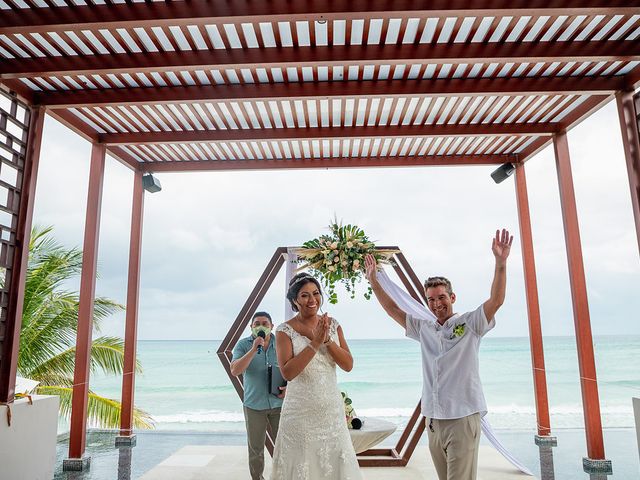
left=31, top=102, right=640, bottom=340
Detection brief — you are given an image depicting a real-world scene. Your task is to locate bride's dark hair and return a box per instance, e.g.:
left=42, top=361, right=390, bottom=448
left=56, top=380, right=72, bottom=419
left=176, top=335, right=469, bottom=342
left=287, top=273, right=323, bottom=312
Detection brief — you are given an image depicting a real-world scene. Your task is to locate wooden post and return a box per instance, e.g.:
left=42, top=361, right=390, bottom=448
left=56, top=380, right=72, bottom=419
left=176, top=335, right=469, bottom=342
left=615, top=90, right=640, bottom=258
left=514, top=165, right=554, bottom=442
left=0, top=105, right=44, bottom=403
left=65, top=144, right=106, bottom=471
left=117, top=171, right=145, bottom=445
left=553, top=132, right=611, bottom=474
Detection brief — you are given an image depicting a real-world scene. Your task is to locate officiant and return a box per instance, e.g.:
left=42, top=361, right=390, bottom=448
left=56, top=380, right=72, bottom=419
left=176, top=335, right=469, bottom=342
left=231, top=311, right=285, bottom=480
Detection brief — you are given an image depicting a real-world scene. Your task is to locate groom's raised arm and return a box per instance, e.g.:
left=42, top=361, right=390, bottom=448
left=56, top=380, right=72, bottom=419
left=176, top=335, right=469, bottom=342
left=365, top=254, right=407, bottom=329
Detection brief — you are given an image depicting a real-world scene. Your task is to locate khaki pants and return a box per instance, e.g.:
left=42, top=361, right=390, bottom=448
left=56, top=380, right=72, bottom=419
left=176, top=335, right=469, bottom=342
left=243, top=406, right=281, bottom=480
left=427, top=413, right=481, bottom=480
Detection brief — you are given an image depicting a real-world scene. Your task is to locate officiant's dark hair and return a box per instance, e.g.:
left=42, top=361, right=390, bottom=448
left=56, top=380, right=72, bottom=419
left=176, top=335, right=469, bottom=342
left=252, top=311, right=272, bottom=324
left=287, top=273, right=323, bottom=312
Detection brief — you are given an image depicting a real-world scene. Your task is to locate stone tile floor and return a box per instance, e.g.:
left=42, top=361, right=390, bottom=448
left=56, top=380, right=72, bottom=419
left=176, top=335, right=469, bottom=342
left=53, top=428, right=639, bottom=480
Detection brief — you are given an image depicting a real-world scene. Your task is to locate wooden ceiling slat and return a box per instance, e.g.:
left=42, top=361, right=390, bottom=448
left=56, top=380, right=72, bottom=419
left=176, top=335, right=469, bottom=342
left=4, top=2, right=640, bottom=37
left=5, top=38, right=639, bottom=80
left=97, top=122, right=554, bottom=146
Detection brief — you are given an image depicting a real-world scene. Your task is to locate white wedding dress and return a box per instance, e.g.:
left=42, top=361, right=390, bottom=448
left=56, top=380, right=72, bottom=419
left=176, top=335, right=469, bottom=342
left=271, top=319, right=363, bottom=480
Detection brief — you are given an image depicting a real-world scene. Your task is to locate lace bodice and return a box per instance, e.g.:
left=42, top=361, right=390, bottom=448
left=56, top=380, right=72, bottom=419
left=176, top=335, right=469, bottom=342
left=271, top=319, right=362, bottom=480
left=276, top=319, right=341, bottom=391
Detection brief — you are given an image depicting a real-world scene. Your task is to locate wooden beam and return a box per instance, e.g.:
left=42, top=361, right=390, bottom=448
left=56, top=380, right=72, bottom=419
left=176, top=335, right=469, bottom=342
left=37, top=76, right=626, bottom=109
left=2, top=1, right=637, bottom=34
left=45, top=109, right=99, bottom=143
left=106, top=148, right=141, bottom=172
left=520, top=94, right=612, bottom=162
left=127, top=153, right=517, bottom=172
left=0, top=79, right=34, bottom=105
left=2, top=41, right=638, bottom=80
left=100, top=124, right=551, bottom=146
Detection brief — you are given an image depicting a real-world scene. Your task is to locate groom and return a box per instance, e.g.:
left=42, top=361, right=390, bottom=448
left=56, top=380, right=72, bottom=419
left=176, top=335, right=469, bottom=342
left=365, top=229, right=513, bottom=480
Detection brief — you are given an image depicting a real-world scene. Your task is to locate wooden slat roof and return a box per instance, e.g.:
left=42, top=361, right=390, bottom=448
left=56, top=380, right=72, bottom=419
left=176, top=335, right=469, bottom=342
left=1, top=0, right=639, bottom=172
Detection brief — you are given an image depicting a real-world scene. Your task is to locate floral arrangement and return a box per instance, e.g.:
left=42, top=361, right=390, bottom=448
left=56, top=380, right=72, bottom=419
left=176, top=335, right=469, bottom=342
left=293, top=220, right=398, bottom=304
left=450, top=323, right=466, bottom=340
left=341, top=391, right=362, bottom=430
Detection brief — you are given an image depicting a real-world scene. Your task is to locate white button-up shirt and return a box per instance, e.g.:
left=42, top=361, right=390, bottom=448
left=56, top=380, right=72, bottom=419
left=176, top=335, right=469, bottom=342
left=406, top=305, right=495, bottom=420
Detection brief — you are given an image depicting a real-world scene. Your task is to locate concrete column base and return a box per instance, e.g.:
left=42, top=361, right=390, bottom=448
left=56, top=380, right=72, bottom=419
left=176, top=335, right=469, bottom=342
left=582, top=457, right=613, bottom=475
left=63, top=455, right=91, bottom=472
left=535, top=434, right=558, bottom=447
left=115, top=434, right=137, bottom=447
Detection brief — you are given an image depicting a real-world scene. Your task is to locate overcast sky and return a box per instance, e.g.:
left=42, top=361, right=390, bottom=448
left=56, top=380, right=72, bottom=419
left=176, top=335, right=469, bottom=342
left=31, top=99, right=640, bottom=340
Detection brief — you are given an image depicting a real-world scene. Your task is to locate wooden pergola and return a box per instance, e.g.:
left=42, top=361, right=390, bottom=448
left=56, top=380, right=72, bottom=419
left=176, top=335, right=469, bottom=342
left=1, top=0, right=640, bottom=474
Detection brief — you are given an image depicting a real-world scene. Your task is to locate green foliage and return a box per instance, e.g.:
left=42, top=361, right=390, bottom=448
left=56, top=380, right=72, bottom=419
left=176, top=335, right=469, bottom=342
left=18, top=226, right=153, bottom=430
left=295, top=219, right=398, bottom=303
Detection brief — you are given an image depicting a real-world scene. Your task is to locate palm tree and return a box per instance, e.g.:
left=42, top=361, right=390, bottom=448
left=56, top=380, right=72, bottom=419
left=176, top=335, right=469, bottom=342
left=17, top=226, right=153, bottom=429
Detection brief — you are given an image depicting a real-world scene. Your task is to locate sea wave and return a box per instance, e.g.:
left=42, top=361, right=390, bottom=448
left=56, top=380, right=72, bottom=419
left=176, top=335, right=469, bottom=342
left=488, top=403, right=633, bottom=415
left=153, top=411, right=245, bottom=423
left=150, top=403, right=633, bottom=425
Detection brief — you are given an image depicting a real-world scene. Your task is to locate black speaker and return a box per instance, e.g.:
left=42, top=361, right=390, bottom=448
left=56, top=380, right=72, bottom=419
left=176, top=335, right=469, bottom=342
left=490, top=163, right=516, bottom=184
left=142, top=173, right=162, bottom=193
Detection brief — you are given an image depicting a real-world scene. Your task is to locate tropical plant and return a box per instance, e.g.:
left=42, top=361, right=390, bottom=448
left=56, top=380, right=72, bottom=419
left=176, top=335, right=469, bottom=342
left=294, top=219, right=398, bottom=303
left=16, top=226, right=153, bottom=429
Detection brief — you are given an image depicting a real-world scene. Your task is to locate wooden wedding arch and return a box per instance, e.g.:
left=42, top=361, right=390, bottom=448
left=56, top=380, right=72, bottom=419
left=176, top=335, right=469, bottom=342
left=217, top=246, right=430, bottom=467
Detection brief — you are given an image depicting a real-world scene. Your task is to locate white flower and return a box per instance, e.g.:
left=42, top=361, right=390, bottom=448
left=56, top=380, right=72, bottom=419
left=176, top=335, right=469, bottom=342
left=328, top=265, right=335, bottom=272
left=342, top=260, right=347, bottom=266
left=353, top=259, right=360, bottom=268
left=330, top=242, right=338, bottom=249
left=346, top=241, right=353, bottom=248
left=333, top=249, right=339, bottom=255
left=334, top=257, right=340, bottom=263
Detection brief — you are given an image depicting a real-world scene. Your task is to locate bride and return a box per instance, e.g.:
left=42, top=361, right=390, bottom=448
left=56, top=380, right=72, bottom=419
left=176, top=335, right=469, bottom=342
left=271, top=273, right=363, bottom=480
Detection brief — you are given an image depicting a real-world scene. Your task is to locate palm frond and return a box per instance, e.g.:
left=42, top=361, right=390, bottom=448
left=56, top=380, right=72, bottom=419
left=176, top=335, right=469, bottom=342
left=19, top=226, right=152, bottom=431
left=90, top=336, right=143, bottom=375
left=36, top=386, right=154, bottom=429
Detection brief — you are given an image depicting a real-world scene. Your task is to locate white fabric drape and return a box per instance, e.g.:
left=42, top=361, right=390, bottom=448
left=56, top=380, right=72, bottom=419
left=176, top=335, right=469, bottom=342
left=377, top=270, right=533, bottom=476
left=284, top=249, right=299, bottom=320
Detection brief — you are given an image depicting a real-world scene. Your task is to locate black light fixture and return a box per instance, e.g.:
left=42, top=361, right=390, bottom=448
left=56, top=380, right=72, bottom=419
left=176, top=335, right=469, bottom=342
left=142, top=173, right=162, bottom=193
left=490, top=162, right=516, bottom=184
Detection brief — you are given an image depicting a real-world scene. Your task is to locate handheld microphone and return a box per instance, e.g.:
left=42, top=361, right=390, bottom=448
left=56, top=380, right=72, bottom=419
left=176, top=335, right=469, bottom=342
left=256, top=330, right=266, bottom=354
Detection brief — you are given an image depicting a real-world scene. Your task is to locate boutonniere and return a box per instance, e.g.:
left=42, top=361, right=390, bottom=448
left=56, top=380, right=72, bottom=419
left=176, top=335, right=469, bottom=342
left=450, top=323, right=466, bottom=340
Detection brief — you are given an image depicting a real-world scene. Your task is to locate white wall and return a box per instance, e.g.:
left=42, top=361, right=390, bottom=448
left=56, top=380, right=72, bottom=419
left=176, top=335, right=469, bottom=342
left=0, top=395, right=59, bottom=480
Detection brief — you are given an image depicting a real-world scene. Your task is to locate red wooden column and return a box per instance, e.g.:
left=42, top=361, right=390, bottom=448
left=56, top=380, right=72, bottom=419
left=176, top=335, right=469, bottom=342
left=117, top=171, right=145, bottom=445
left=514, top=165, right=554, bottom=443
left=553, top=132, right=611, bottom=474
left=0, top=105, right=44, bottom=403
left=64, top=144, right=106, bottom=471
left=615, top=90, right=640, bottom=257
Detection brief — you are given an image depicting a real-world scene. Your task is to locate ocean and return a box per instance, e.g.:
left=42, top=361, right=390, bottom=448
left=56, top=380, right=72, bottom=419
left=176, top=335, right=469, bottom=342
left=84, top=335, right=640, bottom=434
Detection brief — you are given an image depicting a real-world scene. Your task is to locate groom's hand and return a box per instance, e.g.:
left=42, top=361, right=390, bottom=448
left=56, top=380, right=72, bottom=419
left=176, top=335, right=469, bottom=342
left=492, top=228, right=513, bottom=266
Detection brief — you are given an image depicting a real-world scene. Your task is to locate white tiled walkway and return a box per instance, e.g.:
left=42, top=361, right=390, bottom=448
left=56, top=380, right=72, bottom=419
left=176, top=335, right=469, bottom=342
left=140, top=445, right=535, bottom=479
